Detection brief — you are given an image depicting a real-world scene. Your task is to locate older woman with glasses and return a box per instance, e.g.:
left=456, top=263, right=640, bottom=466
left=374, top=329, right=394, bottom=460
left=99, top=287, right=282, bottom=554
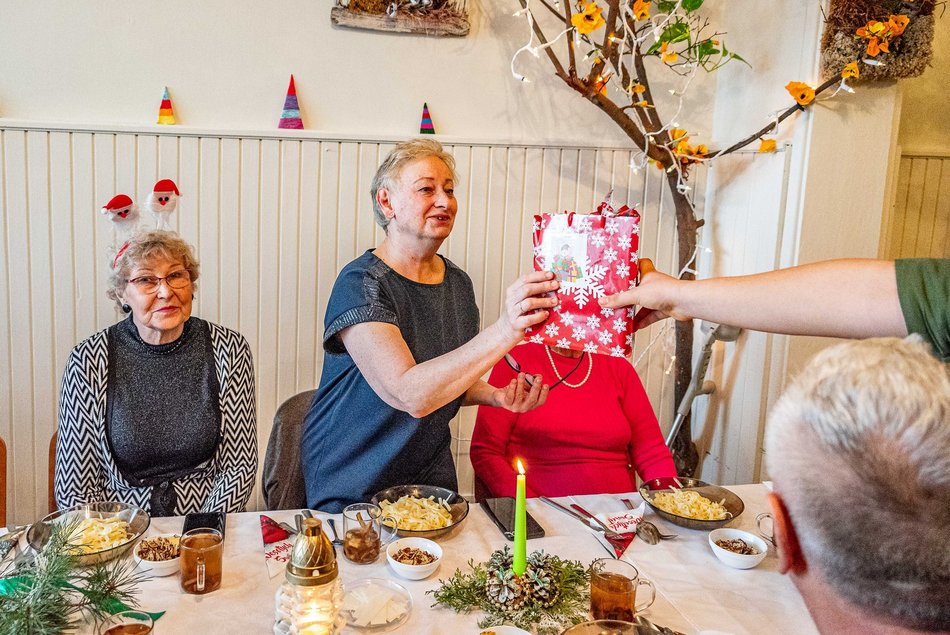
left=55, top=230, right=257, bottom=516
left=471, top=343, right=676, bottom=498
left=302, top=138, right=556, bottom=512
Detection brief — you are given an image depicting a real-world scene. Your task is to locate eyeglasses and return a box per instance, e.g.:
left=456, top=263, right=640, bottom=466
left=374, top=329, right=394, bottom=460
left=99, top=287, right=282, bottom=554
left=127, top=270, right=191, bottom=294
left=504, top=351, right=584, bottom=390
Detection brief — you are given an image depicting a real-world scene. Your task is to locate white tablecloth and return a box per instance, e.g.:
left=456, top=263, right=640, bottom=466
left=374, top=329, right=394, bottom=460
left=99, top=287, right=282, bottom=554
left=57, top=484, right=817, bottom=634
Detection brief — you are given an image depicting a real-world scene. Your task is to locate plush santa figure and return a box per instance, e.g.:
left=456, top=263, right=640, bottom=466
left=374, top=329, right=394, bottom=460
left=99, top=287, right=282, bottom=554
left=100, top=193, right=140, bottom=248
left=147, top=178, right=180, bottom=230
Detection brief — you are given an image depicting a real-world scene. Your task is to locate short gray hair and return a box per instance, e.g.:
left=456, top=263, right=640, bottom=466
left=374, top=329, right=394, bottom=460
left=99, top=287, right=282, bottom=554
left=766, top=336, right=950, bottom=631
left=370, top=138, right=457, bottom=231
left=108, top=230, right=200, bottom=309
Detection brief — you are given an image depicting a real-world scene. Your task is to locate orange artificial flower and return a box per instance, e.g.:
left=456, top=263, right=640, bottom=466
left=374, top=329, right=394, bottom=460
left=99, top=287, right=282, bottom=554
left=856, top=20, right=886, bottom=38
left=660, top=42, right=679, bottom=63
left=630, top=82, right=646, bottom=94
left=634, top=100, right=654, bottom=108
left=572, top=2, right=606, bottom=35
left=670, top=128, right=688, bottom=140
left=841, top=61, right=860, bottom=79
left=785, top=81, right=815, bottom=106
left=758, top=138, right=777, bottom=153
left=675, top=139, right=692, bottom=155
left=887, top=14, right=909, bottom=36
left=694, top=144, right=709, bottom=157
left=633, top=0, right=650, bottom=21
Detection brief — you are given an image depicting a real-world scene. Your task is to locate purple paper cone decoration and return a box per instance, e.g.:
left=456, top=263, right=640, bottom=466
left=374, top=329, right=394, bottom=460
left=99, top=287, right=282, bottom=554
left=419, top=102, right=435, bottom=134
left=278, top=75, right=304, bottom=129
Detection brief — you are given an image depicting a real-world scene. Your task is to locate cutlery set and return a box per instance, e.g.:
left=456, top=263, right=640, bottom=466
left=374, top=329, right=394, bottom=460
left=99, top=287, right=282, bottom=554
left=539, top=496, right=677, bottom=557
left=281, top=509, right=344, bottom=549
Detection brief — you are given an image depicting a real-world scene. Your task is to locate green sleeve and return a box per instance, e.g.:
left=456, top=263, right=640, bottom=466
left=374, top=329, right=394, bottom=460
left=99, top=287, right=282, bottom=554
left=895, top=258, right=950, bottom=361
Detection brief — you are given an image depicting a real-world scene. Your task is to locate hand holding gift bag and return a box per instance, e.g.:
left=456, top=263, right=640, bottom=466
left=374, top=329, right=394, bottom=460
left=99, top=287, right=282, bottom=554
left=528, top=198, right=640, bottom=357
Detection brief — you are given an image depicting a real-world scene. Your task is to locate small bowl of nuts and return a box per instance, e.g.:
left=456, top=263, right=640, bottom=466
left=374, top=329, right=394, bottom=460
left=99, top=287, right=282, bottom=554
left=133, top=533, right=181, bottom=577
left=385, top=537, right=442, bottom=580
left=708, top=528, right=768, bottom=569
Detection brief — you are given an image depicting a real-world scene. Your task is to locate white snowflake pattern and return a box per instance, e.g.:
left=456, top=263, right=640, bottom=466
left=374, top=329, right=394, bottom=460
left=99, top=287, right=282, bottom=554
left=617, top=234, right=632, bottom=250
left=586, top=315, right=601, bottom=329
left=560, top=311, right=575, bottom=326
left=590, top=232, right=607, bottom=248
left=554, top=301, right=566, bottom=313
left=610, top=345, right=626, bottom=357
left=605, top=219, right=620, bottom=235
left=564, top=264, right=607, bottom=309
left=572, top=327, right=587, bottom=341
left=600, top=306, right=615, bottom=318
left=612, top=318, right=626, bottom=333
left=574, top=215, right=593, bottom=232
left=626, top=333, right=635, bottom=348
left=583, top=342, right=599, bottom=354
left=533, top=245, right=544, bottom=258
left=616, top=262, right=630, bottom=278
left=603, top=248, right=618, bottom=263
left=626, top=308, right=637, bottom=319
left=544, top=322, right=560, bottom=338
left=556, top=337, right=571, bottom=348
left=529, top=334, right=544, bottom=344
left=598, top=330, right=612, bottom=345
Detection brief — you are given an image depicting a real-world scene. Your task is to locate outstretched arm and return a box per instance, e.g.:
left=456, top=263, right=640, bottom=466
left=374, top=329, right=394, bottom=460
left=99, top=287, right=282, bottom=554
left=600, top=258, right=906, bottom=339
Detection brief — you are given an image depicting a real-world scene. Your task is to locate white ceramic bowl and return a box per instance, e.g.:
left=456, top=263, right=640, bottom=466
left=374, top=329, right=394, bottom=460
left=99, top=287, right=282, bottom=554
left=385, top=537, right=442, bottom=580
left=708, top=528, right=768, bottom=569
left=133, top=533, right=181, bottom=576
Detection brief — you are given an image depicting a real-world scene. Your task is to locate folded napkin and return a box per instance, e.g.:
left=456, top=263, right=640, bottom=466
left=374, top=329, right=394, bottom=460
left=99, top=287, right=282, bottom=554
left=591, top=503, right=645, bottom=558
left=261, top=515, right=294, bottom=578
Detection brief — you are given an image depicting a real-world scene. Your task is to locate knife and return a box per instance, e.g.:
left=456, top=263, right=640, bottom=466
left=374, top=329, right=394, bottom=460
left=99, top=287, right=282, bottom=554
left=539, top=497, right=625, bottom=558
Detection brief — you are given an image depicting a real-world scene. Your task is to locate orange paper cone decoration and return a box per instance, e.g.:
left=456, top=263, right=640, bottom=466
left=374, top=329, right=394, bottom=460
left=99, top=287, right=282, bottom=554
left=157, top=86, right=176, bottom=125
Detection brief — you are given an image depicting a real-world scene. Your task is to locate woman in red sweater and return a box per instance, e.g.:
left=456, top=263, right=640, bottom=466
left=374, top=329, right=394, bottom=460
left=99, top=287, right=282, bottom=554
left=470, top=343, right=676, bottom=498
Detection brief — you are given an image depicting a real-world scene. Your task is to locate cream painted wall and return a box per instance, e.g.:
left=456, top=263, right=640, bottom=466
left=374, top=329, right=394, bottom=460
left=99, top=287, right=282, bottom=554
left=693, top=1, right=901, bottom=484
left=0, top=0, right=713, bottom=147
left=899, top=16, right=950, bottom=154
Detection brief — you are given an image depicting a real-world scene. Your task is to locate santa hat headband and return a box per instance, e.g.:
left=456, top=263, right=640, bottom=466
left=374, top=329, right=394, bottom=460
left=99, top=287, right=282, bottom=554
left=112, top=241, right=131, bottom=270
left=153, top=179, right=180, bottom=195
left=102, top=194, right=134, bottom=215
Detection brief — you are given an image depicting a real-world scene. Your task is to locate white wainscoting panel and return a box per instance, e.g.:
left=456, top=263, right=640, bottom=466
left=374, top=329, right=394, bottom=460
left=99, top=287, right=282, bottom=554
left=0, top=124, right=702, bottom=523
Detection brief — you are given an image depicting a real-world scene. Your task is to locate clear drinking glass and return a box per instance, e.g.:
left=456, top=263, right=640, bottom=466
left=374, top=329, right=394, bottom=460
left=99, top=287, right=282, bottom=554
left=180, top=527, right=224, bottom=594
left=589, top=558, right=655, bottom=621
left=341, top=503, right=397, bottom=564
left=97, top=610, right=154, bottom=635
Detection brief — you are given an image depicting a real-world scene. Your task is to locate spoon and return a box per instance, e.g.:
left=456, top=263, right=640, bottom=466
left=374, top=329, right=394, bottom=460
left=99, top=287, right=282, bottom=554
left=326, top=518, right=344, bottom=547
left=620, top=498, right=678, bottom=542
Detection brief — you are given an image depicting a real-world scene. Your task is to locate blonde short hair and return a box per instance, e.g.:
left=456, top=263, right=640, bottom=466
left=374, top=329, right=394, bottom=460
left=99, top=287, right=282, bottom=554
left=370, top=138, right=457, bottom=231
left=108, top=231, right=200, bottom=309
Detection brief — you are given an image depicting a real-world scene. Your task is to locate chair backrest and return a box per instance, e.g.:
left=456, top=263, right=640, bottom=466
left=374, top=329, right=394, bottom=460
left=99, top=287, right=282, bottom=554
left=0, top=437, right=7, bottom=527
left=262, top=390, right=316, bottom=511
left=49, top=431, right=57, bottom=514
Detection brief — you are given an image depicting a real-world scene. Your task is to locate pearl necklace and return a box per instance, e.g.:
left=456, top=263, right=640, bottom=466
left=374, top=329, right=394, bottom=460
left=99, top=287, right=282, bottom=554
left=545, top=347, right=593, bottom=389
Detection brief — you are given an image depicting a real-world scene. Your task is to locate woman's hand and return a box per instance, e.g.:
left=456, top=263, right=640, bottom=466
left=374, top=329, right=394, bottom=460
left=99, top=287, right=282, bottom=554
left=494, top=271, right=560, bottom=344
left=492, top=373, right=549, bottom=413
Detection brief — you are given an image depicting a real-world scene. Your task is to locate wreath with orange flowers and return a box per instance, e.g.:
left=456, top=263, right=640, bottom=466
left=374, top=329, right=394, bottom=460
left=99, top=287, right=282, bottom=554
left=820, top=0, right=937, bottom=80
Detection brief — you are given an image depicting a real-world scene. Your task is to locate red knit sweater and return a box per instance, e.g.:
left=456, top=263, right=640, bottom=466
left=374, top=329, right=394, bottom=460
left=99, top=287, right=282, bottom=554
left=471, top=343, right=676, bottom=498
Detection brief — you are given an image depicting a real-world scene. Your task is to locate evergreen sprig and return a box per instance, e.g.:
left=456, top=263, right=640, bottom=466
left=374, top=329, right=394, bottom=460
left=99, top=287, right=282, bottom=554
left=0, top=519, right=145, bottom=634
left=428, top=549, right=591, bottom=635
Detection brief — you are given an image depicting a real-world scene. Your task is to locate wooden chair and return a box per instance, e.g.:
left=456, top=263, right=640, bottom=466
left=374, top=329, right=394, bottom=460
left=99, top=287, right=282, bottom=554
left=262, top=390, right=315, bottom=510
left=49, top=431, right=57, bottom=514
left=1, top=437, right=7, bottom=527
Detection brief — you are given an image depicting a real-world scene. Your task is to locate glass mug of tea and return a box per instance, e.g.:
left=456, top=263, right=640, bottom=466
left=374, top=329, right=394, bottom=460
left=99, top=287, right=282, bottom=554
left=341, top=503, right=398, bottom=564
left=180, top=527, right=224, bottom=594
left=96, top=609, right=154, bottom=634
left=589, top=559, right=655, bottom=621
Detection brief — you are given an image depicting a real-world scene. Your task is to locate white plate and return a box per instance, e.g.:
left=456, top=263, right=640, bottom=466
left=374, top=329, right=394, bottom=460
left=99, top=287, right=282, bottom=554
left=342, top=578, right=412, bottom=632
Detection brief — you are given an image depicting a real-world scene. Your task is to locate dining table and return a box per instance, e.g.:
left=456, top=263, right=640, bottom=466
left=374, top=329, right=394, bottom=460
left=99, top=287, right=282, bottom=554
left=17, top=483, right=819, bottom=634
